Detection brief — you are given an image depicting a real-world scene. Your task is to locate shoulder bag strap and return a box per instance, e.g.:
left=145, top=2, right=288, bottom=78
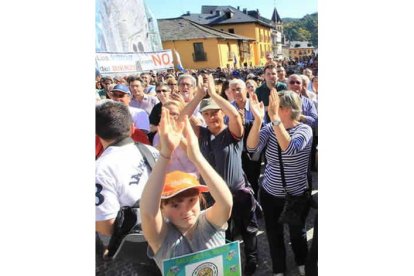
left=277, top=143, right=288, bottom=195
left=131, top=143, right=157, bottom=208
left=135, top=142, right=156, bottom=169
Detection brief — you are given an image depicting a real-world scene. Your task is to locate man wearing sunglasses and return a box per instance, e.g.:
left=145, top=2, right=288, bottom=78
left=287, top=75, right=317, bottom=128
left=148, top=83, right=172, bottom=144
left=255, top=64, right=288, bottom=122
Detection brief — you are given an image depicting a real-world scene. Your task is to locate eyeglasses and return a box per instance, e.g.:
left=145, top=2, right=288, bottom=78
left=156, top=89, right=170, bottom=93
left=289, top=80, right=301, bottom=85
left=111, top=92, right=128, bottom=98
left=179, top=83, right=193, bottom=87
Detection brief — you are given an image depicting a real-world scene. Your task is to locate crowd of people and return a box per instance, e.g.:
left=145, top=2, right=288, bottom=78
left=95, top=54, right=318, bottom=276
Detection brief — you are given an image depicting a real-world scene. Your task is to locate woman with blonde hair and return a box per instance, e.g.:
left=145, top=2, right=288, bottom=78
left=152, top=100, right=199, bottom=177
left=247, top=89, right=313, bottom=276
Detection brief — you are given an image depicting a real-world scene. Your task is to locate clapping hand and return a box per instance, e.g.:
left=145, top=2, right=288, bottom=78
left=206, top=74, right=218, bottom=98
left=248, top=90, right=265, bottom=120
left=182, top=116, right=202, bottom=163
left=169, top=91, right=185, bottom=105
left=196, top=74, right=207, bottom=98
left=268, top=88, right=280, bottom=121
left=158, top=108, right=185, bottom=158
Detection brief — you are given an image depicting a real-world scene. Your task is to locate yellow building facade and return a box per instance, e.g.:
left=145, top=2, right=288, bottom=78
left=211, top=23, right=273, bottom=66
left=163, top=38, right=254, bottom=70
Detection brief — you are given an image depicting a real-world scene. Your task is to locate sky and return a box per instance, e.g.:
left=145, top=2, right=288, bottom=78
left=146, top=0, right=317, bottom=20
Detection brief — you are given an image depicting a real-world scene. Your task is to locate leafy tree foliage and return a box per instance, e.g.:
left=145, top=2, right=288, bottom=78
left=283, top=13, right=318, bottom=47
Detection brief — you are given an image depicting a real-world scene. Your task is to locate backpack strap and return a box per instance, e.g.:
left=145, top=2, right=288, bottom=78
left=135, top=142, right=156, bottom=169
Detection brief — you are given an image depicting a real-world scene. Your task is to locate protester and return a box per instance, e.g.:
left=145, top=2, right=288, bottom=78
left=109, top=84, right=150, bottom=134
left=140, top=72, right=156, bottom=96
left=95, top=100, right=159, bottom=255
left=287, top=74, right=317, bottom=128
left=264, top=52, right=278, bottom=67
left=226, top=78, right=262, bottom=198
left=247, top=89, right=312, bottom=276
left=140, top=112, right=233, bottom=270
left=128, top=76, right=159, bottom=115
left=97, top=76, right=113, bottom=100
left=177, top=74, right=205, bottom=125
left=148, top=82, right=172, bottom=143
left=181, top=74, right=259, bottom=275
left=219, top=79, right=231, bottom=101
left=311, top=76, right=318, bottom=94
left=277, top=66, right=288, bottom=84
left=166, top=77, right=178, bottom=94
left=246, top=79, right=258, bottom=97
left=299, top=75, right=318, bottom=110
left=255, top=64, right=288, bottom=122
left=302, top=68, right=314, bottom=91
left=152, top=100, right=199, bottom=177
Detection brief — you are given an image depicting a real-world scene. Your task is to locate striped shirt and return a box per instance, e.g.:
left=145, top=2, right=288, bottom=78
left=247, top=123, right=312, bottom=197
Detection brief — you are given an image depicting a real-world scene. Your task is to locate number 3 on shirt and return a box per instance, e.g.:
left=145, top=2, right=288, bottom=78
left=96, top=183, right=104, bottom=206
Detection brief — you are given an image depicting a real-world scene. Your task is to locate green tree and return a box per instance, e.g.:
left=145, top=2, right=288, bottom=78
left=282, top=13, right=318, bottom=47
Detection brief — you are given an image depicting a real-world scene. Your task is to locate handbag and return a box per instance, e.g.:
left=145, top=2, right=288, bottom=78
left=105, top=142, right=156, bottom=259
left=277, top=144, right=310, bottom=226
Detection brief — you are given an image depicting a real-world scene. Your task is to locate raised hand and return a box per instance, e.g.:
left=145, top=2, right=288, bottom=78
left=268, top=88, right=280, bottom=121
left=169, top=91, right=185, bottom=105
left=158, top=108, right=185, bottom=157
left=248, top=90, right=265, bottom=120
left=182, top=116, right=202, bottom=163
left=206, top=74, right=218, bottom=97
left=196, top=74, right=207, bottom=98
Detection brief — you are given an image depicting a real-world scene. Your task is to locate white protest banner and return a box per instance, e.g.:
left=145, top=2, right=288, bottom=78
left=96, top=50, right=173, bottom=76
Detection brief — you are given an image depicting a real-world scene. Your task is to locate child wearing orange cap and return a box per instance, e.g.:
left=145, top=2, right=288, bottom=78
left=140, top=109, right=233, bottom=270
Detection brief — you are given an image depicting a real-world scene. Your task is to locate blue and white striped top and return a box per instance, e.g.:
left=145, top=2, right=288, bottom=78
left=247, top=123, right=313, bottom=197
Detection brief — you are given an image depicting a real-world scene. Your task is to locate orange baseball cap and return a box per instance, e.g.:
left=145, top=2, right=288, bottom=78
left=161, top=171, right=209, bottom=199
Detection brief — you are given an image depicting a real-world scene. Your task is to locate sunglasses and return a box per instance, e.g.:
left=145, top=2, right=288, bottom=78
left=289, top=80, right=301, bottom=85
left=156, top=89, right=170, bottom=93
left=111, top=92, right=127, bottom=98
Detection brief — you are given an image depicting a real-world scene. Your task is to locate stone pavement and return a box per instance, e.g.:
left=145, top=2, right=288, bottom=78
left=96, top=171, right=318, bottom=276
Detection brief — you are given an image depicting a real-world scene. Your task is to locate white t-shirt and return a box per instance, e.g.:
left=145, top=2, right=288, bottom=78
left=129, top=106, right=150, bottom=133
left=95, top=142, right=159, bottom=221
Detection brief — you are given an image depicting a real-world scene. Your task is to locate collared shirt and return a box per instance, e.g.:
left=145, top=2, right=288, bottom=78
left=95, top=139, right=159, bottom=221
left=144, top=85, right=156, bottom=95
left=225, top=99, right=255, bottom=125
left=299, top=95, right=318, bottom=128
left=225, top=99, right=265, bottom=154
left=130, top=95, right=159, bottom=115
left=128, top=106, right=150, bottom=133
left=255, top=82, right=288, bottom=107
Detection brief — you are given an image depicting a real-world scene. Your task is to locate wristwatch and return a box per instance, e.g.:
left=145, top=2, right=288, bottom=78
left=271, top=119, right=281, bottom=126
